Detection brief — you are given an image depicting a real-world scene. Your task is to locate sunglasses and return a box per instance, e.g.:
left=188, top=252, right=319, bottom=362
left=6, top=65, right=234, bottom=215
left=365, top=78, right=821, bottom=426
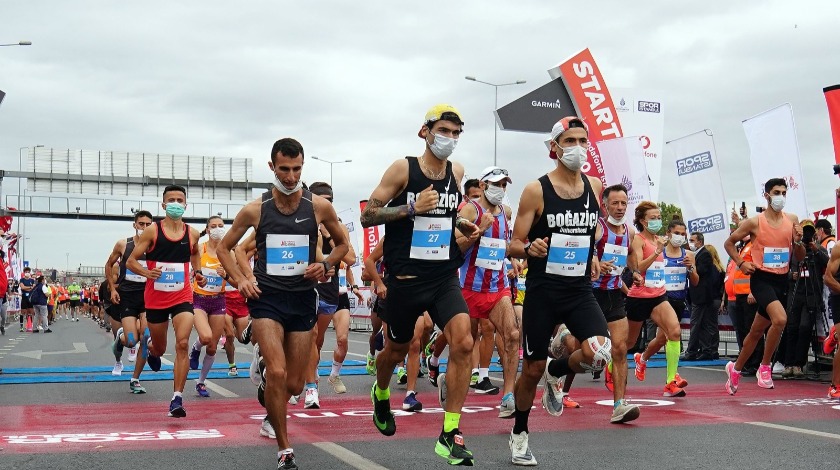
left=481, top=168, right=508, bottom=179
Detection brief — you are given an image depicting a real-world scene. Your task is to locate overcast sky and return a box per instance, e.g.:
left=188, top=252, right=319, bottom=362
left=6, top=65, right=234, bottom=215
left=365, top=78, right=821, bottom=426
left=2, top=1, right=839, bottom=270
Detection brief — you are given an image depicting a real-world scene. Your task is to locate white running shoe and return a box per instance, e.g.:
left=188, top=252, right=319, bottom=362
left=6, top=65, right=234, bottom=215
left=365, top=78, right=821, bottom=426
left=509, top=430, right=538, bottom=466
left=249, top=344, right=262, bottom=387
left=328, top=375, right=347, bottom=394
left=128, top=347, right=137, bottom=363
left=112, top=361, right=124, bottom=376
left=259, top=417, right=276, bottom=439
left=304, top=387, right=320, bottom=409
left=288, top=394, right=300, bottom=405
left=541, top=357, right=564, bottom=416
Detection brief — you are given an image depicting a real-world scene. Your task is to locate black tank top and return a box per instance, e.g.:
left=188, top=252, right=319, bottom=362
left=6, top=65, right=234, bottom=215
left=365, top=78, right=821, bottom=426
left=147, top=221, right=191, bottom=263
left=383, top=157, right=463, bottom=279
left=117, top=236, right=146, bottom=292
left=254, top=190, right=319, bottom=293
left=526, top=174, right=599, bottom=285
left=316, top=232, right=340, bottom=304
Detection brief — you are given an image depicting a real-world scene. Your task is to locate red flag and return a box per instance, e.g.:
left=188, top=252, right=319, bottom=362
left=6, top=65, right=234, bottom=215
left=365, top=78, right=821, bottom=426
left=0, top=214, right=12, bottom=232
left=359, top=200, right=381, bottom=263
left=824, top=85, right=840, bottom=165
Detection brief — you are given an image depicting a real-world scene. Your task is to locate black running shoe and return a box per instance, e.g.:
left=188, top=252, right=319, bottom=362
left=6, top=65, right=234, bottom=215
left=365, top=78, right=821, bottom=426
left=240, top=320, right=252, bottom=345
left=168, top=396, right=186, bottom=418
left=435, top=428, right=474, bottom=466
left=371, top=383, right=396, bottom=436
left=277, top=451, right=298, bottom=470
left=428, top=363, right=440, bottom=387
left=147, top=353, right=162, bottom=372
left=473, top=377, right=500, bottom=395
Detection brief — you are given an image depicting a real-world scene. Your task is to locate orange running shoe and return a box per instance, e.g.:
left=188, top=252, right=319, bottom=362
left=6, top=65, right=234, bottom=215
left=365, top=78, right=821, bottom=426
left=674, top=373, right=688, bottom=388
left=604, top=364, right=614, bottom=392
left=634, top=353, right=646, bottom=382
left=824, top=325, right=837, bottom=355
left=828, top=384, right=840, bottom=400
left=663, top=380, right=686, bottom=397
left=562, top=394, right=581, bottom=408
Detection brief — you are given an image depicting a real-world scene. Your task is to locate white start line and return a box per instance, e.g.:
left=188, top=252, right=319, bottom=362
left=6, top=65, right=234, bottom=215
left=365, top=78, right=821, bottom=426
left=4, top=429, right=224, bottom=445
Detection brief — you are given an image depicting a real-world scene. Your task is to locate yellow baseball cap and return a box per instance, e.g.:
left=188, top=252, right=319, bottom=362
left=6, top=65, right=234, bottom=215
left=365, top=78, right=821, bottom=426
left=418, top=104, right=464, bottom=137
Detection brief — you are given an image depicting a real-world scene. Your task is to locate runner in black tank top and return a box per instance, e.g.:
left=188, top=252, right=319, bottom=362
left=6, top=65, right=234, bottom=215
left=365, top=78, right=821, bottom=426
left=507, top=116, right=613, bottom=463
left=360, top=104, right=479, bottom=465
left=216, top=138, right=348, bottom=469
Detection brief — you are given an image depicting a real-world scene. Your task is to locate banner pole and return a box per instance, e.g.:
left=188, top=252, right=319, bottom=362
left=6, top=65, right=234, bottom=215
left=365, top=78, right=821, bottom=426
left=741, top=102, right=791, bottom=124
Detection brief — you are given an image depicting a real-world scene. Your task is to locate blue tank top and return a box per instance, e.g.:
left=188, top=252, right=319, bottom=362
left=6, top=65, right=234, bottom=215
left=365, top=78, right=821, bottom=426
left=664, top=247, right=688, bottom=300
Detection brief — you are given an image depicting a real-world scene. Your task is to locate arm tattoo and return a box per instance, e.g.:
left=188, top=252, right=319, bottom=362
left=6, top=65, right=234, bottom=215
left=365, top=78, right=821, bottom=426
left=360, top=198, right=409, bottom=227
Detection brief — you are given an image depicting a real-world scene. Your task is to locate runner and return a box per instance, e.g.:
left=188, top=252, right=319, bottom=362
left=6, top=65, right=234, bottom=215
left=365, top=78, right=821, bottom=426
left=0, top=250, right=7, bottom=335
left=362, top=237, right=387, bottom=377
left=360, top=104, right=479, bottom=466
left=126, top=187, right=205, bottom=416
left=723, top=178, right=803, bottom=394
left=822, top=188, right=840, bottom=398
left=457, top=166, right=520, bottom=415
left=507, top=116, right=611, bottom=466
left=67, top=279, right=81, bottom=322
left=188, top=216, right=230, bottom=399
left=18, top=267, right=34, bottom=332
left=217, top=137, right=349, bottom=470
left=107, top=210, right=153, bottom=390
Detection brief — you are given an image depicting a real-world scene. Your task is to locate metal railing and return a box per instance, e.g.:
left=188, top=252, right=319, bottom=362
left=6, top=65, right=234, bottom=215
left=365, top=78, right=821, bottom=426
left=5, top=194, right=247, bottom=220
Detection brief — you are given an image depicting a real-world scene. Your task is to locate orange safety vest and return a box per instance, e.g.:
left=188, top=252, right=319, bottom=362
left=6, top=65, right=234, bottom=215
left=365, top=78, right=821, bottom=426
left=821, top=236, right=835, bottom=249
left=724, top=260, right=736, bottom=301
left=732, top=242, right=753, bottom=295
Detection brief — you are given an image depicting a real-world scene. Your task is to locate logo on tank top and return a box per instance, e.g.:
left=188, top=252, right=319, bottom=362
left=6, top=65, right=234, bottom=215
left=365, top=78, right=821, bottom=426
left=406, top=191, right=460, bottom=215
left=547, top=210, right=598, bottom=235
left=688, top=213, right=725, bottom=234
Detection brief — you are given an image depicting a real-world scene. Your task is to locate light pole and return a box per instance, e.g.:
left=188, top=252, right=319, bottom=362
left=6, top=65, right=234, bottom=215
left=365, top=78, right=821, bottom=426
left=465, top=76, right=527, bottom=166
left=66, top=252, right=69, bottom=273
left=0, top=41, right=32, bottom=47
left=18, top=145, right=43, bottom=266
left=311, top=156, right=352, bottom=187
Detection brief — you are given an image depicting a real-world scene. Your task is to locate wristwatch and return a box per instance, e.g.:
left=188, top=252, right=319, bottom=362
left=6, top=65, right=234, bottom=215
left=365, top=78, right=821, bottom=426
left=321, top=261, right=331, bottom=273
left=523, top=241, right=532, bottom=256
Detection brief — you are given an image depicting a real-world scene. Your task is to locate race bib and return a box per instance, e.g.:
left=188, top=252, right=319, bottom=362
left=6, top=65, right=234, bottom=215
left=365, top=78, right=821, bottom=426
left=644, top=261, right=666, bottom=288
left=664, top=266, right=687, bottom=291
left=410, top=216, right=452, bottom=261
left=201, top=267, right=223, bottom=293
left=763, top=247, right=789, bottom=269
left=546, top=234, right=591, bottom=277
left=154, top=262, right=186, bottom=292
left=602, top=243, right=628, bottom=276
left=125, top=260, right=147, bottom=283
left=516, top=276, right=526, bottom=292
left=475, top=237, right=506, bottom=271
left=266, top=234, right=309, bottom=276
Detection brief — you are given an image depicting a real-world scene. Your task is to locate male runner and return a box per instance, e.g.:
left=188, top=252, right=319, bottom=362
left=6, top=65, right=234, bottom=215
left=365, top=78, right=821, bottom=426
left=822, top=189, right=840, bottom=398
left=360, top=104, right=479, bottom=466
left=507, top=116, right=611, bottom=465
left=218, top=137, right=348, bottom=470
left=127, top=187, right=205, bottom=416
left=18, top=267, right=35, bottom=331
left=67, top=279, right=81, bottom=321
left=724, top=178, right=803, bottom=393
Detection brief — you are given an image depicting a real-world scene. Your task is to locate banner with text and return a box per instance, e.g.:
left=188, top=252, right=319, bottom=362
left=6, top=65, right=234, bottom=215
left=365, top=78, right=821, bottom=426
left=742, top=103, right=808, bottom=217
left=666, top=131, right=730, bottom=251
left=596, top=137, right=651, bottom=217
left=358, top=200, right=382, bottom=265
left=824, top=85, right=840, bottom=165
left=613, top=89, right=665, bottom=201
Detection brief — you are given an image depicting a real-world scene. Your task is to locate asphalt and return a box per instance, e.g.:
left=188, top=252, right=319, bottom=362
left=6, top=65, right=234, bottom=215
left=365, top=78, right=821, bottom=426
left=1, top=314, right=839, bottom=470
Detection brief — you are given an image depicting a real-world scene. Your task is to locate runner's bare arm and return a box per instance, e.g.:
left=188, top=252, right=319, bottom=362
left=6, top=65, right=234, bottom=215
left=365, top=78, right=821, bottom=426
left=724, top=217, right=757, bottom=269
left=360, top=160, right=411, bottom=227
left=311, top=197, right=349, bottom=280
left=823, top=243, right=840, bottom=294
left=189, top=226, right=206, bottom=287
left=218, top=200, right=260, bottom=290
left=105, top=239, right=126, bottom=293
left=233, top=231, right=257, bottom=281
left=789, top=214, right=805, bottom=261
left=362, top=238, right=385, bottom=286
left=456, top=202, right=480, bottom=253
left=340, top=223, right=356, bottom=265
left=126, top=224, right=159, bottom=279
left=510, top=181, right=544, bottom=259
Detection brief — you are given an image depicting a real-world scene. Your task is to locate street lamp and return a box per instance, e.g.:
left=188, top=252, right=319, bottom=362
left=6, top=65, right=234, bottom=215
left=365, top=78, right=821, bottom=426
left=0, top=41, right=32, bottom=47
left=311, top=156, right=352, bottom=187
left=465, top=76, right=527, bottom=166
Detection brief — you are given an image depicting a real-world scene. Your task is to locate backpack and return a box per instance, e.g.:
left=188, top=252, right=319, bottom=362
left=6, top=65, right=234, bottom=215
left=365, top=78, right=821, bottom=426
left=29, top=282, right=47, bottom=305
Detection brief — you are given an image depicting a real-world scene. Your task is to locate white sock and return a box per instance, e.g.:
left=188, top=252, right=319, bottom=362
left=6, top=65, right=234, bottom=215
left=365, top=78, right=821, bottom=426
left=406, top=390, right=415, bottom=397
left=330, top=361, right=341, bottom=378
left=429, top=356, right=439, bottom=367
left=278, top=449, right=293, bottom=458
left=479, top=368, right=489, bottom=380
left=172, top=391, right=182, bottom=399
left=471, top=368, right=479, bottom=375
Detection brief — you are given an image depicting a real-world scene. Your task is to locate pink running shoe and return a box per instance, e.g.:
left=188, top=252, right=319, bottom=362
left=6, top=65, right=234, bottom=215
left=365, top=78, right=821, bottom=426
left=756, top=364, right=774, bottom=389
left=824, top=324, right=837, bottom=355
left=725, top=361, right=740, bottom=395
left=633, top=353, right=646, bottom=382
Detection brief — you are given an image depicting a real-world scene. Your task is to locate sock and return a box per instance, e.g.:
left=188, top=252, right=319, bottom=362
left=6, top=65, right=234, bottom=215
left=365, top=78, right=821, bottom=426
left=374, top=383, right=390, bottom=401
left=278, top=449, right=293, bottom=458
left=665, top=340, right=680, bottom=384
left=613, top=398, right=624, bottom=409
left=172, top=391, right=182, bottom=399
left=479, top=368, right=489, bottom=380
left=330, top=361, right=342, bottom=378
left=547, top=356, right=573, bottom=378
left=199, top=353, right=216, bottom=383
left=429, top=356, right=439, bottom=367
left=406, top=390, right=414, bottom=397
left=471, top=368, right=479, bottom=375
left=443, top=411, right=460, bottom=433
left=229, top=362, right=236, bottom=368
left=512, top=407, right=530, bottom=434
left=305, top=382, right=317, bottom=390
left=607, top=360, right=613, bottom=373
left=114, top=337, right=124, bottom=359
left=192, top=339, right=201, bottom=352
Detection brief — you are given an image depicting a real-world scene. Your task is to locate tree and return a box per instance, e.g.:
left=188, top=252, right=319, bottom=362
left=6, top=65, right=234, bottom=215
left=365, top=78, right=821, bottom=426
left=658, top=201, right=683, bottom=225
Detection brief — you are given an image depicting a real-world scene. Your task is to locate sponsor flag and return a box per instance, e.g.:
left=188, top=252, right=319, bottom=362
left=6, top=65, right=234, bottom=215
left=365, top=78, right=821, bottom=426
left=666, top=130, right=730, bottom=251
left=742, top=103, right=808, bottom=217
left=824, top=85, right=840, bottom=165
left=596, top=137, right=650, bottom=217
left=613, top=89, right=665, bottom=201
left=495, top=78, right=576, bottom=133
left=359, top=200, right=382, bottom=265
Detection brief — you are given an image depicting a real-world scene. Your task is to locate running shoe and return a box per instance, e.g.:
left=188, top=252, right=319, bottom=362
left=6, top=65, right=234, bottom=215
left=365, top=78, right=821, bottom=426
left=402, top=391, right=423, bottom=412
left=663, top=380, right=686, bottom=397
left=130, top=379, right=146, bottom=394
left=189, top=346, right=201, bottom=370
left=374, top=328, right=384, bottom=351
left=277, top=451, right=298, bottom=470
left=111, top=331, right=123, bottom=358
left=725, top=361, right=740, bottom=395
left=195, top=382, right=210, bottom=398
left=424, top=329, right=439, bottom=358
left=141, top=328, right=150, bottom=359
left=240, top=320, right=252, bottom=345
left=228, top=365, right=238, bottom=376
left=604, top=362, right=614, bottom=392
left=19, top=326, right=25, bottom=332
left=260, top=416, right=276, bottom=439
left=562, top=394, right=580, bottom=409
left=674, top=373, right=688, bottom=388
left=112, top=361, right=123, bottom=376
left=781, top=366, right=794, bottom=379
left=633, top=352, right=646, bottom=382
left=288, top=394, right=299, bottom=405
left=128, top=346, right=137, bottom=363
left=499, top=392, right=515, bottom=419
left=168, top=396, right=186, bottom=418
left=371, top=383, right=396, bottom=436
left=438, top=372, right=448, bottom=408
left=792, top=366, right=805, bottom=379
left=146, top=345, right=162, bottom=372
left=304, top=386, right=320, bottom=409
left=419, top=356, right=429, bottom=377
left=824, top=324, right=837, bottom=355
left=610, top=399, right=640, bottom=424
left=473, top=377, right=500, bottom=395
left=366, top=352, right=377, bottom=376
left=328, top=375, right=347, bottom=394
left=548, top=328, right=569, bottom=359
left=0, top=325, right=4, bottom=335
left=428, top=361, right=440, bottom=387
left=258, top=384, right=266, bottom=407
left=509, top=430, right=537, bottom=466
left=397, top=366, right=407, bottom=385
left=541, top=357, right=564, bottom=417
left=435, top=429, right=474, bottom=466
left=469, top=370, right=479, bottom=388
left=250, top=344, right=262, bottom=387
left=828, top=384, right=840, bottom=399
left=756, top=364, right=774, bottom=389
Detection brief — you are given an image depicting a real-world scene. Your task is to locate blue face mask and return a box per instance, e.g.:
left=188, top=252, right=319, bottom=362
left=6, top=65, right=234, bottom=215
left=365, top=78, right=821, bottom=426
left=165, top=202, right=186, bottom=219
left=647, top=219, right=662, bottom=233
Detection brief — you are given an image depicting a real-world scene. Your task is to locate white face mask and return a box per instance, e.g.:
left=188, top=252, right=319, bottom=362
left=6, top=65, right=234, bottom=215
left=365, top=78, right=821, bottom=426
left=688, top=242, right=696, bottom=251
left=273, top=174, right=302, bottom=196
left=769, top=195, right=786, bottom=211
left=670, top=234, right=686, bottom=247
left=607, top=214, right=625, bottom=226
left=558, top=145, right=587, bottom=172
left=209, top=227, right=226, bottom=241
left=484, top=184, right=505, bottom=206
left=428, top=133, right=457, bottom=160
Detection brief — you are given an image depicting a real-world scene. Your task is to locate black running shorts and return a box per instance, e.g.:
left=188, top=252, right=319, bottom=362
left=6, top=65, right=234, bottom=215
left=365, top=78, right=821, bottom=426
left=828, top=294, right=840, bottom=325
left=750, top=269, right=789, bottom=320
left=247, top=289, right=317, bottom=333
left=626, top=294, right=669, bottom=322
left=337, top=293, right=351, bottom=311
left=383, top=274, right=467, bottom=344
left=592, top=288, right=627, bottom=323
left=146, top=301, right=193, bottom=324
left=118, top=289, right=146, bottom=319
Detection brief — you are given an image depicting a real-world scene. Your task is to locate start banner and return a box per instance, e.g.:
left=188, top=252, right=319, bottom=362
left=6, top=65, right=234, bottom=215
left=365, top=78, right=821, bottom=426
left=358, top=200, right=382, bottom=264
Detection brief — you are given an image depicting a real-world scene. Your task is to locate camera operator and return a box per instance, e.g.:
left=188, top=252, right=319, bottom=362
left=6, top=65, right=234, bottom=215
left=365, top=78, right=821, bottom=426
left=782, top=220, right=828, bottom=378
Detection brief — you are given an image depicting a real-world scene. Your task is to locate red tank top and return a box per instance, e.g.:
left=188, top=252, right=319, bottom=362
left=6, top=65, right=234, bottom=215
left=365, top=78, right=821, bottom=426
left=628, top=235, right=666, bottom=299
left=752, top=212, right=793, bottom=275
left=144, top=221, right=194, bottom=309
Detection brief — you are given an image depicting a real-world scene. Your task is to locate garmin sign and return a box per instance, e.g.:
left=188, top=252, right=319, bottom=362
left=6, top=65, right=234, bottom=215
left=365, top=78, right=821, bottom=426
left=495, top=78, right=576, bottom=133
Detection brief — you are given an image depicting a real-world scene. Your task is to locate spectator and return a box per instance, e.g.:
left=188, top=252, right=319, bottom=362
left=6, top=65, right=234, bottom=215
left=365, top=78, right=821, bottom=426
left=29, top=274, right=51, bottom=333
left=685, top=233, right=723, bottom=360
left=0, top=250, right=8, bottom=336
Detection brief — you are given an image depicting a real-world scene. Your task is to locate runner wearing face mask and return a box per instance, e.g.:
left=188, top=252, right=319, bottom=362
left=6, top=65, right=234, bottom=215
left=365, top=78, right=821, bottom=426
left=188, top=216, right=230, bottom=398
